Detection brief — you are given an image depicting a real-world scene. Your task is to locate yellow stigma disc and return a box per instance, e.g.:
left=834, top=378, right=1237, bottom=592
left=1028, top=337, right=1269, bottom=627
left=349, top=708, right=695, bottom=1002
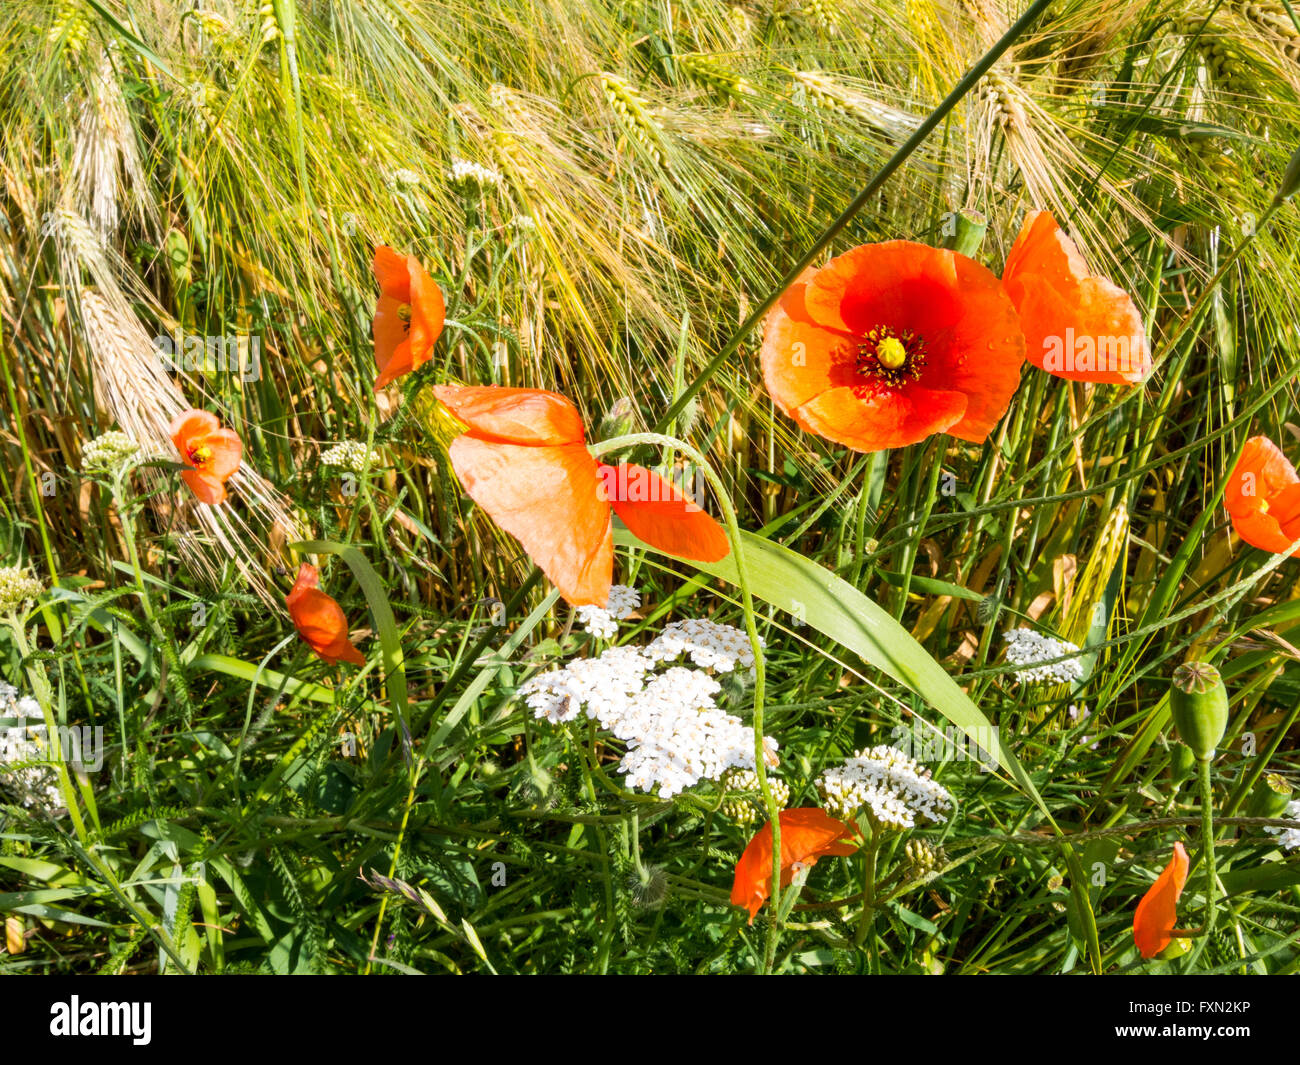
left=876, top=336, right=907, bottom=370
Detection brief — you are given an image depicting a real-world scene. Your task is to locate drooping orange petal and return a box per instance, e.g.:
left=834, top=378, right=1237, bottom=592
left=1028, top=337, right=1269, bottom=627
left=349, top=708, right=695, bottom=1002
left=447, top=435, right=612, bottom=605
left=286, top=564, right=365, bottom=667
left=1003, top=210, right=1151, bottom=385
left=373, top=294, right=409, bottom=373
left=181, top=469, right=227, bottom=505
left=760, top=271, right=858, bottom=416
left=1133, top=841, right=1189, bottom=959
left=433, top=385, right=587, bottom=446
left=730, top=808, right=859, bottom=923
left=599, top=464, right=730, bottom=562
left=372, top=245, right=412, bottom=302
left=374, top=336, right=415, bottom=391
left=407, top=255, right=446, bottom=372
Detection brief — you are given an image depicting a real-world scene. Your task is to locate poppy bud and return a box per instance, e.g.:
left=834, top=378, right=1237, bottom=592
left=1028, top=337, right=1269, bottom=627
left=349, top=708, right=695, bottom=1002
left=1169, top=661, right=1229, bottom=762
left=1246, top=772, right=1293, bottom=819
left=597, top=396, right=636, bottom=441
left=1156, top=936, right=1192, bottom=960
left=1272, top=139, right=1300, bottom=206
left=1170, top=741, right=1197, bottom=789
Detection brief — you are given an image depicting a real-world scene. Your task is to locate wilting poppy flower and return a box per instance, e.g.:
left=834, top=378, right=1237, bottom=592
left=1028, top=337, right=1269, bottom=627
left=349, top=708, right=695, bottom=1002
left=286, top=564, right=366, bottom=666
left=169, top=409, right=242, bottom=505
left=432, top=385, right=730, bottom=606
left=730, top=808, right=859, bottom=923
left=1133, top=842, right=1189, bottom=959
left=372, top=245, right=446, bottom=391
left=761, top=241, right=1025, bottom=453
left=1224, top=436, right=1300, bottom=557
left=1002, top=210, right=1151, bottom=385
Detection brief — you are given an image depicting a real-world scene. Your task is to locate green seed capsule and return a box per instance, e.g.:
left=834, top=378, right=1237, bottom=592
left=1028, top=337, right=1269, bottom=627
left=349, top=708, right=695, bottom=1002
left=1168, top=661, right=1229, bottom=762
left=1246, top=772, right=1294, bottom=819
left=1157, top=936, right=1192, bottom=960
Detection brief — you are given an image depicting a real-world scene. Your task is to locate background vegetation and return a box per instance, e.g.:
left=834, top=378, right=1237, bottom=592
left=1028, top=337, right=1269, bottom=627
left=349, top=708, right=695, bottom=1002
left=1, top=0, right=1298, bottom=973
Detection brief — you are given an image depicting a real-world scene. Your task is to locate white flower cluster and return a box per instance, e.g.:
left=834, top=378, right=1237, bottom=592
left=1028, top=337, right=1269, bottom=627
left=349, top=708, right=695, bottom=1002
left=1266, top=799, right=1300, bottom=852
left=517, top=644, right=777, bottom=799
left=645, top=619, right=761, bottom=674
left=81, top=430, right=141, bottom=474
left=1002, top=627, right=1085, bottom=685
left=387, top=167, right=424, bottom=189
left=818, top=745, right=954, bottom=830
left=719, top=767, right=791, bottom=825
left=321, top=440, right=382, bottom=474
left=509, top=215, right=537, bottom=233
left=0, top=683, right=62, bottom=815
left=449, top=159, right=504, bottom=189
left=0, top=566, right=45, bottom=614
left=575, top=584, right=640, bottom=639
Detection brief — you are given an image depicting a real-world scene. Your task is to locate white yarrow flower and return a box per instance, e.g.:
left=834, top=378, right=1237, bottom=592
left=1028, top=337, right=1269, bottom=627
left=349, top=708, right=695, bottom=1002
left=0, top=566, right=45, bottom=614
left=449, top=159, right=504, bottom=189
left=0, top=683, right=62, bottom=815
left=81, top=430, right=142, bottom=474
left=575, top=584, right=640, bottom=639
left=1002, top=627, right=1085, bottom=684
left=818, top=745, right=954, bottom=830
left=321, top=440, right=382, bottom=474
left=646, top=619, right=761, bottom=674
left=1266, top=799, right=1300, bottom=851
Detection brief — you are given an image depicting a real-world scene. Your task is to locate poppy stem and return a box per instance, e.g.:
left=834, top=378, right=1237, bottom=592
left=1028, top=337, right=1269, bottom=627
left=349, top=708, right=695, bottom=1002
left=1198, top=756, right=1218, bottom=936
left=591, top=431, right=778, bottom=969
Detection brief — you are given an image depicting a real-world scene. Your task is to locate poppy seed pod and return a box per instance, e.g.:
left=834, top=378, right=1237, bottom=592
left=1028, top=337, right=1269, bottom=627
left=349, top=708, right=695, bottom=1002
left=1169, top=661, right=1230, bottom=762
left=1246, top=772, right=1294, bottom=819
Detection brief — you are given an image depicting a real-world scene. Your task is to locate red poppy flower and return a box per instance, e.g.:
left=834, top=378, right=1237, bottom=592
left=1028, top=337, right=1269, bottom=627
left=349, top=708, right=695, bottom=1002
left=1224, top=436, right=1300, bottom=557
left=1133, top=842, right=1189, bottom=959
left=432, top=385, right=730, bottom=606
left=1002, top=210, right=1151, bottom=385
left=169, top=409, right=242, bottom=505
left=730, top=808, right=859, bottom=923
left=760, top=241, right=1025, bottom=453
left=286, top=564, right=366, bottom=666
left=372, top=245, right=446, bottom=391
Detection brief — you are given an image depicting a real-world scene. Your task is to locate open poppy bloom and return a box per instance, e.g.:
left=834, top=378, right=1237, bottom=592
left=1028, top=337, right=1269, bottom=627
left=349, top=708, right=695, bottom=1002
left=372, top=245, right=446, bottom=391
left=761, top=241, right=1025, bottom=453
left=730, top=808, right=859, bottom=923
left=286, top=564, right=366, bottom=666
left=432, top=385, right=730, bottom=606
left=1224, top=436, right=1300, bottom=557
left=169, top=409, right=242, bottom=505
left=1002, top=210, right=1151, bottom=385
left=1133, top=842, right=1189, bottom=959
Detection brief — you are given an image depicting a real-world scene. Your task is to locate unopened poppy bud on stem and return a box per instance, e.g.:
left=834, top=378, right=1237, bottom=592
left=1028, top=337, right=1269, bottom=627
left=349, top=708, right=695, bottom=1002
left=1246, top=772, right=1293, bottom=819
left=1168, top=661, right=1229, bottom=762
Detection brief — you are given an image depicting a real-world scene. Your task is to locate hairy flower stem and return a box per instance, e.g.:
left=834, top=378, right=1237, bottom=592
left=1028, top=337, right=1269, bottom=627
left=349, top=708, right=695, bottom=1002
left=854, top=827, right=880, bottom=959
left=1199, top=757, right=1218, bottom=933
left=591, top=431, right=777, bottom=970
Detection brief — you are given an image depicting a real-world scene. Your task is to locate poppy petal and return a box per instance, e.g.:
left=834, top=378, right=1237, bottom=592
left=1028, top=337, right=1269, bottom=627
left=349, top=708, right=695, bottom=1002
left=374, top=336, right=414, bottom=391
left=447, top=435, right=612, bottom=605
left=407, top=255, right=446, bottom=368
left=169, top=409, right=219, bottom=454
left=730, top=808, right=858, bottom=923
left=1224, top=436, right=1300, bottom=516
left=287, top=565, right=365, bottom=666
left=373, top=294, right=409, bottom=372
left=372, top=245, right=412, bottom=302
left=181, top=468, right=227, bottom=505
left=1133, top=842, right=1189, bottom=959
left=1003, top=210, right=1151, bottom=384
left=433, top=385, right=587, bottom=447
left=760, top=273, right=859, bottom=416
left=199, top=428, right=243, bottom=480
left=792, top=385, right=968, bottom=453
left=599, top=464, right=730, bottom=562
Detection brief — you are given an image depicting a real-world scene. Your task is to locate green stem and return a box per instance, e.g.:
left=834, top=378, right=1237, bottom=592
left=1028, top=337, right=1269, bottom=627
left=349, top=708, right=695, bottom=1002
left=590, top=432, right=777, bottom=970
left=1198, top=757, right=1218, bottom=937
